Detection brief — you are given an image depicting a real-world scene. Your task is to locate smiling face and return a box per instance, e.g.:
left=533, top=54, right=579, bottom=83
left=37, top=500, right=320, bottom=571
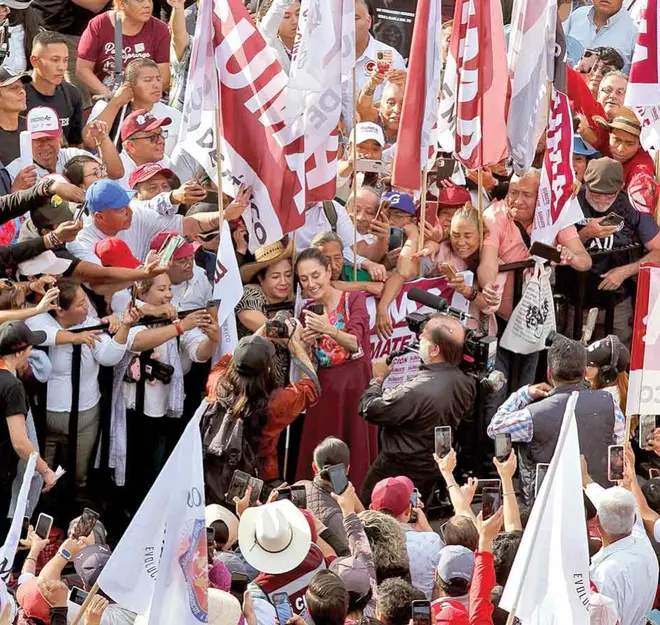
left=598, top=73, right=627, bottom=119
left=32, top=135, right=61, bottom=172
left=351, top=188, right=380, bottom=235
left=506, top=173, right=540, bottom=227
left=125, top=128, right=166, bottom=164
left=355, top=139, right=383, bottom=161
left=296, top=257, right=332, bottom=301
left=259, top=258, right=293, bottom=303
left=142, top=273, right=173, bottom=306
left=449, top=216, right=480, bottom=260
left=379, top=82, right=404, bottom=137
left=319, top=240, right=344, bottom=281
left=136, top=173, right=172, bottom=200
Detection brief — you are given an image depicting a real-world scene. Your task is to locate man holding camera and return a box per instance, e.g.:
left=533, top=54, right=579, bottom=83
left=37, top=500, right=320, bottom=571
left=359, top=313, right=475, bottom=503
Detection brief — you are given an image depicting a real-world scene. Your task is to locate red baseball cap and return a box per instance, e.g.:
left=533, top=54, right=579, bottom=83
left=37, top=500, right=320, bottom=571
left=95, top=238, right=141, bottom=269
left=438, top=185, right=471, bottom=207
left=121, top=109, right=171, bottom=141
left=149, top=231, right=195, bottom=260
left=432, top=600, right=469, bottom=625
left=128, top=162, right=175, bottom=189
left=16, top=577, right=51, bottom=623
left=370, top=476, right=414, bottom=516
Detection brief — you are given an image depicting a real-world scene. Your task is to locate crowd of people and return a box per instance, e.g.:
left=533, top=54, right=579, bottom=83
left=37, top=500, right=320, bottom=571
left=0, top=0, right=659, bottom=624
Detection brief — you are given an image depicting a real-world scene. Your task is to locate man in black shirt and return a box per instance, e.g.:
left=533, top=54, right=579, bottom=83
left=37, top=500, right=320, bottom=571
left=0, top=68, right=30, bottom=166
left=0, top=321, right=57, bottom=534
left=26, top=31, right=83, bottom=146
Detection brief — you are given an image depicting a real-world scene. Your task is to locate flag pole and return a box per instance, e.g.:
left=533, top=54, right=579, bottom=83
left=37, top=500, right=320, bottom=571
left=503, top=393, right=579, bottom=625
left=352, top=64, right=358, bottom=281
left=418, top=167, right=428, bottom=253
left=655, top=149, right=660, bottom=225
left=70, top=582, right=100, bottom=625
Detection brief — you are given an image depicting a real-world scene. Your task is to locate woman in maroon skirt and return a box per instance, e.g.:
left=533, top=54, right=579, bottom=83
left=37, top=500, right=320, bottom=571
left=295, top=248, right=377, bottom=489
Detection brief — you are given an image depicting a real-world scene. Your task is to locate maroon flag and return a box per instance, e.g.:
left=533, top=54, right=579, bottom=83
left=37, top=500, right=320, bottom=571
left=626, top=0, right=660, bottom=106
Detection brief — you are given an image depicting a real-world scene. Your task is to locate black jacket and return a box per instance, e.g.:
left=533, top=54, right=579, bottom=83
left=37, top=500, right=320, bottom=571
left=360, top=362, right=476, bottom=469
left=0, top=179, right=52, bottom=227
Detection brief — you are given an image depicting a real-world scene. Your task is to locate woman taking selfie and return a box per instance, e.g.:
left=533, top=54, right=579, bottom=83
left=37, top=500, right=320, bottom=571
left=294, top=247, right=376, bottom=488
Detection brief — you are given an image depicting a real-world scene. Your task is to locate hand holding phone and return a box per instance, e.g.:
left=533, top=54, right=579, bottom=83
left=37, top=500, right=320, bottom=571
left=608, top=445, right=624, bottom=482
left=273, top=592, right=293, bottom=624
left=482, top=487, right=501, bottom=520
left=529, top=241, right=562, bottom=264
left=325, top=463, right=349, bottom=495
left=434, top=426, right=452, bottom=458
left=494, top=433, right=512, bottom=462
left=411, top=600, right=432, bottom=625
left=35, top=513, right=53, bottom=540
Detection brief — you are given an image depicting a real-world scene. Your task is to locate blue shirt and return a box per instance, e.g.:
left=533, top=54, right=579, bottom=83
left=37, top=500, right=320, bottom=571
left=566, top=5, right=638, bottom=72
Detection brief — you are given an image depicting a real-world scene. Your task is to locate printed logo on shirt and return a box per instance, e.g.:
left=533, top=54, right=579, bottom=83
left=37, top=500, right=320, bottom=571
left=135, top=42, right=145, bottom=52
left=101, top=42, right=151, bottom=86
left=60, top=117, right=70, bottom=128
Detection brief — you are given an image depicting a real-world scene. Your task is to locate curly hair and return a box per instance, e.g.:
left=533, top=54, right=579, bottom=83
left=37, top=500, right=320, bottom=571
left=358, top=510, right=410, bottom=584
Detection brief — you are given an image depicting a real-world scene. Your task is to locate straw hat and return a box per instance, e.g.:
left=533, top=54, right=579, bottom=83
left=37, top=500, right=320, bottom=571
left=594, top=107, right=641, bottom=138
left=239, top=238, right=294, bottom=284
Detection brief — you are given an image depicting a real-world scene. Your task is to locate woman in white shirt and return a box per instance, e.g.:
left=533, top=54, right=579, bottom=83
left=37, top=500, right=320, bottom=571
left=121, top=272, right=217, bottom=503
left=26, top=278, right=134, bottom=487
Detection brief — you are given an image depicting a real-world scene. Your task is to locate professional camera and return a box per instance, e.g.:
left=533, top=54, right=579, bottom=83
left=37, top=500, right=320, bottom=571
left=405, top=288, right=497, bottom=380
left=144, top=358, right=175, bottom=385
left=264, top=319, right=289, bottom=339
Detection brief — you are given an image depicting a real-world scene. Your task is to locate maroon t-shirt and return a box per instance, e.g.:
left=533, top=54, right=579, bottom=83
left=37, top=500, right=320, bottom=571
left=77, top=12, right=170, bottom=89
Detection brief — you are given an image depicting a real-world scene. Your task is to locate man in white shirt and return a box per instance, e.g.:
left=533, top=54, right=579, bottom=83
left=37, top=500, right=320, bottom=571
left=354, top=0, right=406, bottom=102
left=66, top=179, right=219, bottom=266
left=586, top=483, right=658, bottom=625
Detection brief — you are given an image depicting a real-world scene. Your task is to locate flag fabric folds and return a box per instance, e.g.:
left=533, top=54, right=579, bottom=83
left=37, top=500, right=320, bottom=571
left=499, top=392, right=591, bottom=625
left=97, top=410, right=208, bottom=625
left=213, top=220, right=241, bottom=355
left=391, top=0, right=442, bottom=190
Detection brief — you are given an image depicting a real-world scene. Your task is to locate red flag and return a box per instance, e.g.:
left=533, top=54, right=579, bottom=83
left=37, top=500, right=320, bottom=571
left=179, top=0, right=305, bottom=249
left=391, top=0, right=442, bottom=191
left=627, top=263, right=660, bottom=416
left=626, top=0, right=660, bottom=106
left=452, top=0, right=508, bottom=170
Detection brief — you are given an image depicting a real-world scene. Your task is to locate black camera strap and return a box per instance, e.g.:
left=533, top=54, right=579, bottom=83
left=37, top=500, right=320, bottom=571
left=135, top=350, right=152, bottom=419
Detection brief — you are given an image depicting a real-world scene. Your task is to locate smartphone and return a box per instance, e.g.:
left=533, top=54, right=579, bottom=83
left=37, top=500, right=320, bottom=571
left=600, top=212, right=625, bottom=228
left=20, top=516, right=30, bottom=541
left=375, top=49, right=392, bottom=74
left=272, top=592, right=293, bottom=625
left=73, top=203, right=86, bottom=222
left=482, top=487, right=501, bottom=520
left=290, top=484, right=307, bottom=509
left=640, top=414, right=656, bottom=451
left=494, top=433, right=513, bottom=462
left=535, top=463, right=550, bottom=497
left=411, top=600, right=432, bottom=625
left=434, top=156, right=456, bottom=181
left=434, top=426, right=452, bottom=458
left=34, top=513, right=53, bottom=540
left=158, top=234, right=185, bottom=267
left=388, top=226, right=405, bottom=251
left=72, top=507, right=99, bottom=539
left=529, top=241, right=562, bottom=264
left=409, top=488, right=419, bottom=524
left=325, top=463, right=349, bottom=495
left=476, top=478, right=501, bottom=495
left=608, top=445, right=625, bottom=482
left=439, top=262, right=458, bottom=281
left=308, top=303, right=324, bottom=316
left=355, top=158, right=389, bottom=174
left=650, top=468, right=660, bottom=479
left=230, top=572, right=249, bottom=599
left=69, top=586, right=88, bottom=607
left=226, top=470, right=264, bottom=506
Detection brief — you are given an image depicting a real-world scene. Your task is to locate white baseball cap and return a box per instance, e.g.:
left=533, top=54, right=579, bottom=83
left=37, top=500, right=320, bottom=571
left=351, top=122, right=385, bottom=147
left=18, top=251, right=71, bottom=277
left=27, top=106, right=61, bottom=139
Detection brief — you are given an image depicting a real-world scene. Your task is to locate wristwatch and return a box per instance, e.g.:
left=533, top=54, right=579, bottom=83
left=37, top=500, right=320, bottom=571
left=57, top=548, right=71, bottom=562
left=41, top=177, right=56, bottom=196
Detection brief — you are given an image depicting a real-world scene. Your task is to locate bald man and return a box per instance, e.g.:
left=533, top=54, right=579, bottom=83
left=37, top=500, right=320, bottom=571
left=359, top=313, right=476, bottom=502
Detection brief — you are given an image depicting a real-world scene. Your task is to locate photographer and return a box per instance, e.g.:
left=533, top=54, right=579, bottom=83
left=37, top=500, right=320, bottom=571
left=359, top=313, right=476, bottom=503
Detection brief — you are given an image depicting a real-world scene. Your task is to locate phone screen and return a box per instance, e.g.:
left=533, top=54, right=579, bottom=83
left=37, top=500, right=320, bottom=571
left=34, top=513, right=53, bottom=540
left=226, top=470, right=250, bottom=502
left=290, top=485, right=307, bottom=509
left=388, top=227, right=405, bottom=251
left=600, top=212, right=624, bottom=227
left=494, top=433, right=512, bottom=462
left=608, top=445, right=625, bottom=482
left=273, top=592, right=293, bottom=625
left=434, top=426, right=452, bottom=458
left=482, top=487, right=501, bottom=520
left=434, top=156, right=456, bottom=182
left=326, top=463, right=348, bottom=495
left=411, top=600, right=432, bottom=625
left=535, top=463, right=550, bottom=497
left=476, top=478, right=501, bottom=495
left=69, top=586, right=89, bottom=607
left=640, top=414, right=656, bottom=451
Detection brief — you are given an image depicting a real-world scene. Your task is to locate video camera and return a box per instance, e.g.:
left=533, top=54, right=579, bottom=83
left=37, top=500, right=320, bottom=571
left=404, top=288, right=497, bottom=380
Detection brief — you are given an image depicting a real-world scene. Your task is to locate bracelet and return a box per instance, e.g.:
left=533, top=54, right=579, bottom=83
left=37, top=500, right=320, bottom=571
left=447, top=483, right=457, bottom=489
left=466, top=287, right=479, bottom=302
left=502, top=491, right=516, bottom=496
left=173, top=320, right=184, bottom=336
left=25, top=556, right=37, bottom=563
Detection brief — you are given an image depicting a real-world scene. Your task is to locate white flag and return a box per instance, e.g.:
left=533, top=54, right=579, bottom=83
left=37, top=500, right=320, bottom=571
left=213, top=220, right=241, bottom=356
left=0, top=452, right=36, bottom=582
left=499, top=392, right=590, bottom=624
left=97, top=410, right=208, bottom=625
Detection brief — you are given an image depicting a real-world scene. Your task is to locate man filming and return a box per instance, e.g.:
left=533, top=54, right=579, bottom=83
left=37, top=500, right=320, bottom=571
left=359, top=313, right=476, bottom=503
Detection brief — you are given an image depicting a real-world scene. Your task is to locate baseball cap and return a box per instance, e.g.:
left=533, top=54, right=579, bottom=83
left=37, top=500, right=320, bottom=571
left=0, top=320, right=45, bottom=356
left=128, top=162, right=175, bottom=189
left=95, top=238, right=141, bottom=269
left=383, top=191, right=416, bottom=215
left=583, top=158, right=624, bottom=194
left=16, top=578, right=50, bottom=623
left=370, top=476, right=414, bottom=516
left=352, top=122, right=385, bottom=147
left=438, top=185, right=471, bottom=207
left=121, top=108, right=171, bottom=141
left=73, top=544, right=112, bottom=589
left=18, top=251, right=71, bottom=277
left=436, top=544, right=475, bottom=584
left=149, top=231, right=195, bottom=259
left=433, top=600, right=469, bottom=625
left=86, top=179, right=132, bottom=213
left=233, top=335, right=275, bottom=376
left=573, top=136, right=600, bottom=158
left=0, top=67, right=31, bottom=88
left=27, top=106, right=61, bottom=139
left=30, top=195, right=74, bottom=231
left=587, top=334, right=630, bottom=371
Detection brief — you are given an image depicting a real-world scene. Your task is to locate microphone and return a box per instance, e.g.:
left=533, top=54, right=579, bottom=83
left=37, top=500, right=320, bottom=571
left=481, top=370, right=507, bottom=393
left=407, top=288, right=449, bottom=312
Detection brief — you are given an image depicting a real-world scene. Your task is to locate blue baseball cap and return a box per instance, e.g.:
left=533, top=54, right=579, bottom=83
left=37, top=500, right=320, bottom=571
left=574, top=137, right=600, bottom=158
left=85, top=179, right=132, bottom=213
left=383, top=191, right=416, bottom=215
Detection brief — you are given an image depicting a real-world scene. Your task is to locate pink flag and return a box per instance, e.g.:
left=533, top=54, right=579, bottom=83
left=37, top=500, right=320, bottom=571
left=449, top=0, right=509, bottom=170
left=391, top=0, right=442, bottom=190
left=626, top=0, right=660, bottom=106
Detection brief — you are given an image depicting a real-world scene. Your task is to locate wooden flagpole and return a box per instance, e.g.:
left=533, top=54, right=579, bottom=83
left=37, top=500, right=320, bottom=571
left=418, top=167, right=428, bottom=253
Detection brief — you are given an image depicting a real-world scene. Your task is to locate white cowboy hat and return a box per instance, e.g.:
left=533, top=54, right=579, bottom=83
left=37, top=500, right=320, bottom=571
left=206, top=504, right=239, bottom=549
left=209, top=589, right=242, bottom=625
left=238, top=500, right=311, bottom=575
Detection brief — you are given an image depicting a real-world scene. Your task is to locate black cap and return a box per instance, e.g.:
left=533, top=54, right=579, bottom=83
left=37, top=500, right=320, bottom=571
left=0, top=67, right=31, bottom=88
left=233, top=335, right=275, bottom=375
left=587, top=335, right=630, bottom=371
left=0, top=321, right=45, bottom=356
left=31, top=195, right=74, bottom=232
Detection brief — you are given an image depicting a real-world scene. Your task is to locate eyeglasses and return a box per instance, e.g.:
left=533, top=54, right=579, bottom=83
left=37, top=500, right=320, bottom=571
left=83, top=167, right=106, bottom=179
left=130, top=130, right=167, bottom=143
left=599, top=86, right=626, bottom=97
